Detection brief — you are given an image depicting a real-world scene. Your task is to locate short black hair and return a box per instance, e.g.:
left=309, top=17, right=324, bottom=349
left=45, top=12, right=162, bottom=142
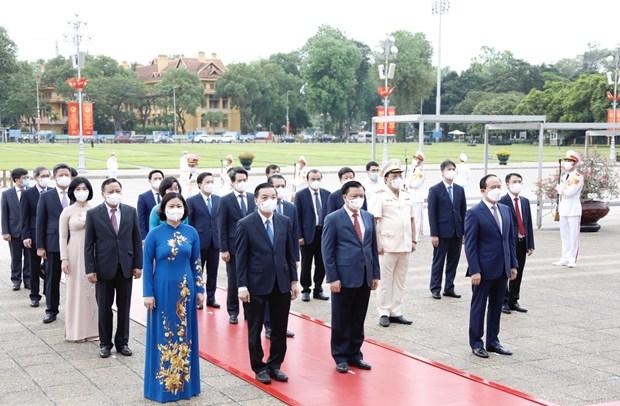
left=366, top=161, right=379, bottom=171
left=70, top=167, right=78, bottom=177
left=157, top=192, right=188, bottom=221
left=67, top=177, right=93, bottom=201
left=265, top=164, right=280, bottom=175
left=101, top=178, right=122, bottom=192
left=11, top=168, right=28, bottom=182
left=268, top=173, right=287, bottom=186
left=148, top=169, right=164, bottom=180
left=440, top=159, right=456, bottom=172
left=230, top=167, right=248, bottom=182
left=306, top=169, right=322, bottom=180
left=341, top=180, right=364, bottom=196
left=337, top=167, right=355, bottom=180
left=254, top=182, right=275, bottom=197
left=479, top=174, right=499, bottom=189
left=197, top=172, right=213, bottom=185
left=52, top=163, right=71, bottom=176
left=505, top=173, right=522, bottom=183
left=33, top=166, right=49, bottom=178
left=159, top=176, right=181, bottom=197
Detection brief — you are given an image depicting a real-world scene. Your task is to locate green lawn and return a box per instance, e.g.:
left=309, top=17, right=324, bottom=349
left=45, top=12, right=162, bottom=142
left=0, top=141, right=610, bottom=171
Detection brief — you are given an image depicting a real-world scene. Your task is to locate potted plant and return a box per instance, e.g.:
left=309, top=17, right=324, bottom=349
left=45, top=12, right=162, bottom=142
left=496, top=149, right=511, bottom=165
left=238, top=152, right=256, bottom=170
left=535, top=151, right=620, bottom=231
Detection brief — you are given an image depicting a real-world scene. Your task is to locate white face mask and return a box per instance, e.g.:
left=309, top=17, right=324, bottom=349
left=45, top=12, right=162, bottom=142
left=165, top=208, right=185, bottom=222
left=259, top=198, right=278, bottom=213
left=390, top=178, right=404, bottom=189
left=105, top=193, right=122, bottom=206
left=369, top=172, right=379, bottom=182
left=508, top=183, right=522, bottom=195
left=151, top=180, right=162, bottom=190
left=309, top=180, right=321, bottom=190
left=22, top=178, right=31, bottom=188
left=487, top=188, right=502, bottom=203
left=56, top=176, right=71, bottom=187
left=275, top=187, right=286, bottom=200
left=202, top=183, right=214, bottom=194
left=443, top=170, right=456, bottom=180
left=234, top=181, right=247, bottom=193
left=38, top=177, right=50, bottom=188
left=74, top=190, right=89, bottom=202
left=189, top=167, right=197, bottom=174
left=563, top=161, right=574, bottom=171
left=347, top=197, right=364, bottom=211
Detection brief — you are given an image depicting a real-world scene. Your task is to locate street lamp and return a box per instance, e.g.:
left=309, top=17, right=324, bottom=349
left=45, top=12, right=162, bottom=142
left=320, top=112, right=330, bottom=135
left=66, top=13, right=88, bottom=174
left=172, top=86, right=178, bottom=136
left=286, top=90, right=290, bottom=137
left=431, top=0, right=450, bottom=133
left=607, top=46, right=619, bottom=161
left=377, top=35, right=398, bottom=164
left=35, top=68, right=42, bottom=138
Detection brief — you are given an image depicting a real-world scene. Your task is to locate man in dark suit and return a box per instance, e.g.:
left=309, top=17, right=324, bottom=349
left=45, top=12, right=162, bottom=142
left=218, top=167, right=255, bottom=324
left=465, top=174, right=518, bottom=358
left=326, top=167, right=367, bottom=214
left=2, top=168, right=31, bottom=291
left=85, top=178, right=143, bottom=358
left=137, top=169, right=164, bottom=241
left=187, top=171, right=220, bottom=309
left=36, top=163, right=73, bottom=323
left=295, top=169, right=330, bottom=302
left=322, top=181, right=380, bottom=373
left=21, top=166, right=51, bottom=307
left=236, top=182, right=299, bottom=384
left=427, top=159, right=467, bottom=300
left=499, top=173, right=535, bottom=314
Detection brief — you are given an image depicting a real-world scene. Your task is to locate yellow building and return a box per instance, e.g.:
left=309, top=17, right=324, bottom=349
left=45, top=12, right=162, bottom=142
left=36, top=84, right=67, bottom=135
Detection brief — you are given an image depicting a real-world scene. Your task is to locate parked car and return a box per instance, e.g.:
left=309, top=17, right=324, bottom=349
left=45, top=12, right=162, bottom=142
left=319, top=134, right=336, bottom=143
left=220, top=132, right=237, bottom=143
left=154, top=134, right=174, bottom=143
left=239, top=134, right=255, bottom=143
left=193, top=134, right=221, bottom=143
left=254, top=131, right=272, bottom=140
left=114, top=134, right=147, bottom=143
left=282, top=135, right=296, bottom=143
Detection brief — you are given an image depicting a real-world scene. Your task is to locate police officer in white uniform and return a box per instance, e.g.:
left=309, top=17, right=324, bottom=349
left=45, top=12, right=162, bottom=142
left=407, top=151, right=426, bottom=241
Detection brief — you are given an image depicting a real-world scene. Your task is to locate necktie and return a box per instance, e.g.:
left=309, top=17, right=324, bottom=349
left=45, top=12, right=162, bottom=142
left=447, top=185, right=453, bottom=203
left=110, top=208, right=119, bottom=235
left=156, top=193, right=161, bottom=204
left=514, top=197, right=526, bottom=236
left=18, top=188, right=24, bottom=202
left=352, top=212, right=363, bottom=242
left=207, top=196, right=212, bottom=214
left=239, top=194, right=247, bottom=217
left=277, top=201, right=283, bottom=215
left=265, top=219, right=274, bottom=245
left=491, top=205, right=501, bottom=234
left=314, top=192, right=323, bottom=226
left=61, top=191, right=68, bottom=208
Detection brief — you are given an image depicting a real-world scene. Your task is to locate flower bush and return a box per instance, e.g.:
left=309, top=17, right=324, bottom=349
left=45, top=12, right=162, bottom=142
left=496, top=149, right=511, bottom=156
left=238, top=152, right=255, bottom=160
left=535, top=150, right=620, bottom=201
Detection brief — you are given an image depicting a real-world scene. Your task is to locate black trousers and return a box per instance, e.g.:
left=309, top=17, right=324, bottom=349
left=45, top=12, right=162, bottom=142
left=330, top=284, right=371, bottom=364
left=505, top=238, right=527, bottom=304
left=429, top=236, right=462, bottom=294
left=300, top=227, right=325, bottom=294
left=246, top=285, right=291, bottom=373
left=200, top=246, right=219, bottom=303
left=9, top=237, right=30, bottom=285
left=27, top=247, right=43, bottom=301
left=225, top=255, right=248, bottom=317
left=44, top=252, right=62, bottom=316
left=96, top=266, right=133, bottom=349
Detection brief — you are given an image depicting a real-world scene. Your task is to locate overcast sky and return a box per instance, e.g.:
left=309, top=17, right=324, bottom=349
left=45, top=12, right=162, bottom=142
left=2, top=0, right=617, bottom=73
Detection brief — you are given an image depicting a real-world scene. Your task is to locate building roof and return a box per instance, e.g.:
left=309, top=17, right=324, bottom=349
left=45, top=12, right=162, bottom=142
left=134, top=52, right=227, bottom=85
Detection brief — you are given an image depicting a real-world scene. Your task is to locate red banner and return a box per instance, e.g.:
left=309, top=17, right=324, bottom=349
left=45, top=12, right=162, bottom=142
left=608, top=109, right=620, bottom=124
left=376, top=106, right=396, bottom=135
left=82, top=102, right=94, bottom=136
left=67, top=102, right=94, bottom=136
left=67, top=103, right=79, bottom=136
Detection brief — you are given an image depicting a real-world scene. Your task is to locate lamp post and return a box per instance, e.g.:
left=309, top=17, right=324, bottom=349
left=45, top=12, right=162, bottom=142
left=67, top=13, right=88, bottom=174
left=286, top=90, right=290, bottom=137
left=320, top=112, right=329, bottom=135
left=35, top=71, right=41, bottom=138
left=608, top=46, right=619, bottom=161
left=431, top=0, right=450, bottom=133
left=377, top=35, right=398, bottom=164
left=172, top=86, right=177, bottom=136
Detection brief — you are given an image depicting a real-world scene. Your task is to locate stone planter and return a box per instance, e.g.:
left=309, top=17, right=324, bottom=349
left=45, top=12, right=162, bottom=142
left=239, top=158, right=253, bottom=170
left=497, top=154, right=509, bottom=165
left=580, top=200, right=610, bottom=232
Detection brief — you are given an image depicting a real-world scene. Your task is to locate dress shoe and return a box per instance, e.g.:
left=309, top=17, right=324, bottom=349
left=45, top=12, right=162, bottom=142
left=43, top=313, right=56, bottom=324
left=99, top=348, right=111, bottom=358
left=118, top=345, right=132, bottom=356
left=286, top=330, right=295, bottom=338
left=24, top=283, right=31, bottom=290
left=197, top=304, right=204, bottom=310
left=379, top=315, right=390, bottom=327
left=12, top=283, right=20, bottom=291
left=313, top=292, right=329, bottom=301
left=255, top=370, right=271, bottom=384
left=335, top=362, right=349, bottom=373
left=389, top=315, right=413, bottom=325
left=229, top=315, right=239, bottom=324
left=486, top=345, right=513, bottom=356
left=348, top=359, right=372, bottom=370
left=268, top=368, right=288, bottom=382
left=265, top=327, right=272, bottom=339
left=552, top=259, right=568, bottom=266
left=432, top=292, right=441, bottom=300
left=301, top=292, right=310, bottom=302
left=567, top=261, right=576, bottom=268
left=206, top=300, right=221, bottom=308
left=443, top=291, right=461, bottom=298
left=472, top=347, right=489, bottom=358
left=30, top=299, right=39, bottom=308
left=509, top=302, right=528, bottom=313
left=501, top=304, right=512, bottom=314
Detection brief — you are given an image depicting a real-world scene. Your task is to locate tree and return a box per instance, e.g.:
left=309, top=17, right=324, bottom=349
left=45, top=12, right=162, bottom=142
left=0, top=26, right=18, bottom=118
left=155, top=69, right=205, bottom=134
left=87, top=72, right=146, bottom=132
left=1, top=61, right=36, bottom=129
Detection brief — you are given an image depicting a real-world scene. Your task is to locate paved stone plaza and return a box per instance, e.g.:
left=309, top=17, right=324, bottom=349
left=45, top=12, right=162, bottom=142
left=1, top=163, right=619, bottom=405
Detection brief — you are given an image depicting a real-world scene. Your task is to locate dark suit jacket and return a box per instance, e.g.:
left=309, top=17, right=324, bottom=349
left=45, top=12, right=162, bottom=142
left=464, top=201, right=518, bottom=280
left=137, top=189, right=158, bottom=240
left=279, top=200, right=300, bottom=261
left=326, top=189, right=367, bottom=215
left=84, top=203, right=143, bottom=279
left=235, top=212, right=297, bottom=295
left=187, top=193, right=220, bottom=250
left=217, top=191, right=255, bottom=255
left=321, top=208, right=380, bottom=288
left=427, top=181, right=466, bottom=238
left=21, top=186, right=46, bottom=242
left=499, top=193, right=535, bottom=250
left=1, top=188, right=22, bottom=237
left=294, top=187, right=330, bottom=244
left=36, top=188, right=69, bottom=253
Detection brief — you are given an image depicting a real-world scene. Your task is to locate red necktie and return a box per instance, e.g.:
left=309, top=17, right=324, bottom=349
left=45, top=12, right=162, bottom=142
left=352, top=212, right=363, bottom=243
left=514, top=197, right=526, bottom=236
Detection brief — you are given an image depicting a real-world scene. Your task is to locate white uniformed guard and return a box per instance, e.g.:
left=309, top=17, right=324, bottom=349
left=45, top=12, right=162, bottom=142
left=293, top=156, right=308, bottom=192
left=407, top=151, right=426, bottom=241
left=180, top=154, right=200, bottom=197
left=553, top=150, right=584, bottom=268
left=455, top=153, right=470, bottom=188
left=369, top=159, right=416, bottom=327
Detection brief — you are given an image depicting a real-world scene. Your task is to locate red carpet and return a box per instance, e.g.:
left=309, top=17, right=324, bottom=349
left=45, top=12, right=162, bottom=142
left=128, top=281, right=552, bottom=405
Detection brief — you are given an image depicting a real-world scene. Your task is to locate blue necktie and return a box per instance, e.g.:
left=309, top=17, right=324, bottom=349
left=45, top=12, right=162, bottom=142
left=207, top=196, right=212, bottom=214
left=277, top=201, right=284, bottom=215
left=240, top=194, right=247, bottom=217
left=156, top=193, right=161, bottom=204
left=447, top=185, right=453, bottom=204
left=265, top=219, right=274, bottom=245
